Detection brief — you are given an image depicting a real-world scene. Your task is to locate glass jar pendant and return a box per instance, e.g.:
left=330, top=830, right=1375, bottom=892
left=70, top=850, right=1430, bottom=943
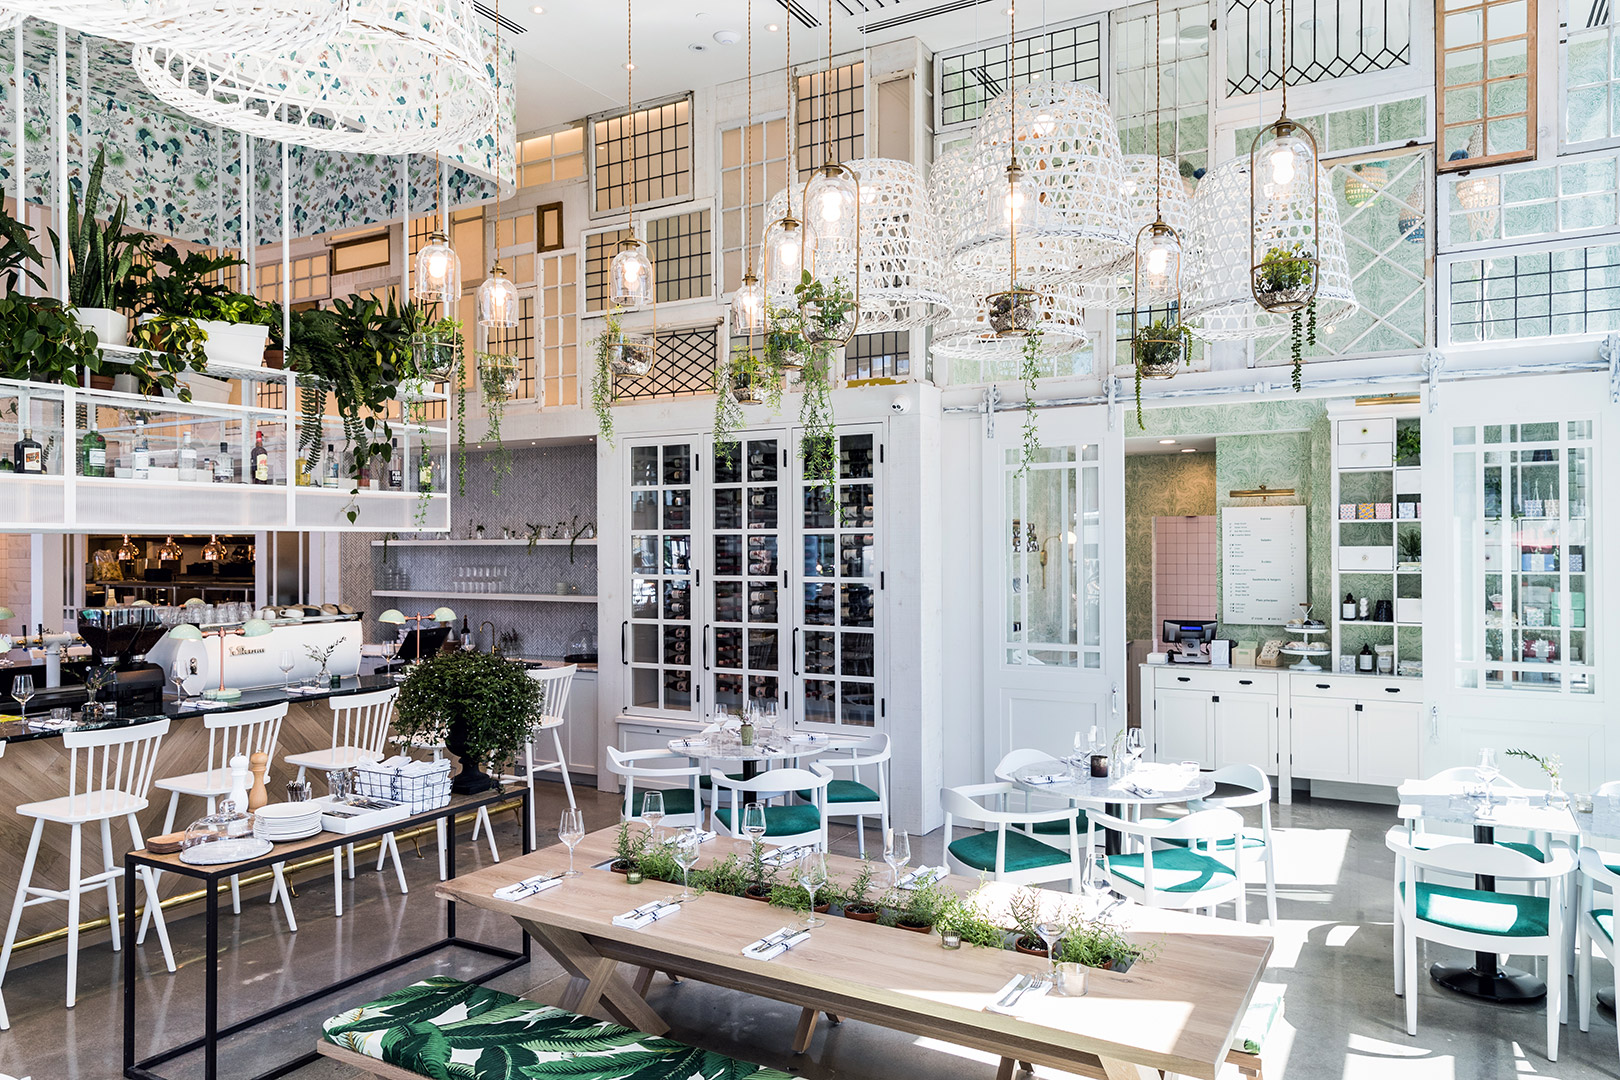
left=413, top=229, right=461, bottom=306
left=476, top=264, right=519, bottom=329
left=730, top=272, right=765, bottom=336
left=609, top=237, right=653, bottom=308
left=1249, top=117, right=1320, bottom=314
left=761, top=214, right=804, bottom=304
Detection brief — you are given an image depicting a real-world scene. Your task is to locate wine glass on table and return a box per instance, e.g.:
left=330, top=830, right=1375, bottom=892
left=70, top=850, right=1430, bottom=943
left=1081, top=852, right=1111, bottom=917
left=795, top=851, right=830, bottom=927
left=558, top=808, right=586, bottom=877
left=1036, top=906, right=1068, bottom=978
left=278, top=649, right=296, bottom=690
left=10, top=674, right=32, bottom=722
left=1475, top=748, right=1500, bottom=806
left=673, top=828, right=702, bottom=902
left=642, top=790, right=665, bottom=843
left=1126, top=728, right=1144, bottom=774
left=742, top=800, right=767, bottom=849
left=884, top=828, right=911, bottom=887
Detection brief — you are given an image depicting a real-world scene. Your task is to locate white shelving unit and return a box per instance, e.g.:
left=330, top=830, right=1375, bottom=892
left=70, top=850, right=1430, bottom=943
left=371, top=538, right=596, bottom=548
left=371, top=590, right=598, bottom=603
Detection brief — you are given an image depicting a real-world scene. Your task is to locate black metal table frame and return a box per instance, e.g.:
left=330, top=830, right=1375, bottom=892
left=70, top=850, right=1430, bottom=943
left=122, top=788, right=532, bottom=1080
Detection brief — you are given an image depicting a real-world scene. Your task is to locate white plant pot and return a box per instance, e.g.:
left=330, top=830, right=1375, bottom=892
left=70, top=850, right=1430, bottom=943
left=196, top=320, right=269, bottom=369
left=162, top=371, right=234, bottom=404
left=72, top=307, right=129, bottom=347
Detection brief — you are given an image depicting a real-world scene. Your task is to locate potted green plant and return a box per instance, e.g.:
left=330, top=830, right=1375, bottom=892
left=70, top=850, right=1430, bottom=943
left=1395, top=422, right=1421, bottom=467
left=1398, top=530, right=1422, bottom=567
left=795, top=270, right=856, bottom=346
left=394, top=650, right=542, bottom=793
left=1131, top=317, right=1192, bottom=430
left=743, top=841, right=776, bottom=901
left=1253, top=243, right=1318, bottom=392
left=636, top=838, right=683, bottom=885
left=985, top=286, right=1041, bottom=337
left=135, top=244, right=279, bottom=369
left=600, top=308, right=654, bottom=377
left=891, top=876, right=950, bottom=934
left=695, top=852, right=750, bottom=897
left=936, top=893, right=1012, bottom=950
left=768, top=881, right=832, bottom=918
left=763, top=304, right=807, bottom=373
left=477, top=351, right=518, bottom=496
left=1007, top=884, right=1046, bottom=955
left=610, top=821, right=650, bottom=874
left=407, top=305, right=464, bottom=383
left=51, top=147, right=146, bottom=346
left=841, top=858, right=880, bottom=922
left=1054, top=913, right=1156, bottom=971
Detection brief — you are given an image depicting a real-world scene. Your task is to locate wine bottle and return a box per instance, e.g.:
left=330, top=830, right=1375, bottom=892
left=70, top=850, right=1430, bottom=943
left=13, top=427, right=41, bottom=474
left=132, top=418, right=151, bottom=480
left=250, top=429, right=271, bottom=484
left=80, top=411, right=106, bottom=478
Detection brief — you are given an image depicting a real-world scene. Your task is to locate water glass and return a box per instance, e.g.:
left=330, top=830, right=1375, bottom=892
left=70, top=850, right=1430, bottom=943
left=1053, top=962, right=1088, bottom=997
left=795, top=852, right=829, bottom=927
left=884, top=828, right=911, bottom=886
left=559, top=808, right=586, bottom=876
left=641, top=790, right=665, bottom=841
left=742, top=801, right=767, bottom=848
left=673, top=828, right=702, bottom=901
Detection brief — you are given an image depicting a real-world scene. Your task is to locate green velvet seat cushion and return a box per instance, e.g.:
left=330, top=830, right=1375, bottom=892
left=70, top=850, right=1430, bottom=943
left=1149, top=821, right=1265, bottom=851
left=794, top=779, right=880, bottom=805
left=948, top=829, right=1074, bottom=873
left=324, top=977, right=794, bottom=1080
left=1593, top=909, right=1614, bottom=943
left=629, top=788, right=696, bottom=818
left=1399, top=881, right=1549, bottom=937
left=1413, top=834, right=1546, bottom=862
left=1107, top=848, right=1236, bottom=893
left=697, top=773, right=747, bottom=790
left=1031, top=809, right=1089, bottom=835
left=714, top=802, right=822, bottom=837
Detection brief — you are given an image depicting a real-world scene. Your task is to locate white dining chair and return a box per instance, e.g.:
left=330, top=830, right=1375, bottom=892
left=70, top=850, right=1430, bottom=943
left=606, top=746, right=704, bottom=827
left=711, top=766, right=831, bottom=848
left=1181, top=764, right=1278, bottom=925
left=992, top=747, right=1095, bottom=851
left=1088, top=807, right=1247, bottom=919
left=795, top=732, right=890, bottom=856
left=1387, top=828, right=1572, bottom=1061
left=940, top=782, right=1084, bottom=890
left=472, top=664, right=578, bottom=859
left=1577, top=845, right=1620, bottom=1061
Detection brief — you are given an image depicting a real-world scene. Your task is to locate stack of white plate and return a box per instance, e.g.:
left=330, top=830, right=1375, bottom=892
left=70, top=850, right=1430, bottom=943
left=252, top=802, right=325, bottom=842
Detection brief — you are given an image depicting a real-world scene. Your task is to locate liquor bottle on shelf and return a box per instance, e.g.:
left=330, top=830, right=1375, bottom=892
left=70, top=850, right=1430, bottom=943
left=80, top=411, right=106, bottom=477
left=295, top=451, right=311, bottom=486
left=460, top=615, right=474, bottom=651
left=132, top=418, right=151, bottom=479
left=213, top=441, right=234, bottom=483
left=417, top=452, right=435, bottom=493
left=324, top=444, right=339, bottom=488
left=1357, top=643, right=1376, bottom=673
left=250, top=429, right=271, bottom=484
left=388, top=439, right=403, bottom=490
left=178, top=430, right=197, bottom=473
left=13, top=428, right=42, bottom=474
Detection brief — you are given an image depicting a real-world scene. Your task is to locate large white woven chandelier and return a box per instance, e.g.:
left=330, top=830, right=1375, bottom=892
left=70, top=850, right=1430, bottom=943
left=1183, top=155, right=1355, bottom=340
left=132, top=0, right=493, bottom=154
left=0, top=0, right=345, bottom=51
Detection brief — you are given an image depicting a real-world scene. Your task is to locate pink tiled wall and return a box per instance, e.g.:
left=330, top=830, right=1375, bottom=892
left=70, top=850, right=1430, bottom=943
left=1153, top=516, right=1216, bottom=643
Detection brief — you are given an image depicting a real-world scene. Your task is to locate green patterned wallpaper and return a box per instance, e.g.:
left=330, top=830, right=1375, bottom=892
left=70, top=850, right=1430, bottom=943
left=1125, top=454, right=1217, bottom=641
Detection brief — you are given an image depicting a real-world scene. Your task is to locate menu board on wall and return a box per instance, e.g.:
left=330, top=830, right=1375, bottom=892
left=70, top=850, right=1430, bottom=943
left=1221, top=505, right=1307, bottom=625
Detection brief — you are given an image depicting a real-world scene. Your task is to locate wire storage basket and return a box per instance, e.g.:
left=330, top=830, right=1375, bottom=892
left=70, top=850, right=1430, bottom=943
left=354, top=756, right=453, bottom=812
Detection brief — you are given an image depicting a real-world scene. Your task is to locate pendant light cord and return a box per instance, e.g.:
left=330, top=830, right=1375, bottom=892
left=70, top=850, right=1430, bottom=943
left=1008, top=0, right=1017, bottom=294
left=743, top=0, right=752, bottom=273
left=824, top=0, right=834, bottom=171
left=625, top=0, right=635, bottom=239
left=1279, top=0, right=1288, bottom=116
left=1153, top=0, right=1162, bottom=221
left=493, top=0, right=502, bottom=267
left=786, top=11, right=794, bottom=184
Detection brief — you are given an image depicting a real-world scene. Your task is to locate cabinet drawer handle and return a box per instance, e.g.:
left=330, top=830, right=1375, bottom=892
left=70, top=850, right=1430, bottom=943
left=621, top=621, right=629, bottom=666
left=1239, top=679, right=1253, bottom=686
left=1385, top=687, right=1401, bottom=694
left=1315, top=683, right=1331, bottom=689
left=1177, top=676, right=1191, bottom=683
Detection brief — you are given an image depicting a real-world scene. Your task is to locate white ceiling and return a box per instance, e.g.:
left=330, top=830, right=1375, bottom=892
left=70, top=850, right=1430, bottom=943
left=500, top=0, right=1113, bottom=134
left=1123, top=435, right=1217, bottom=456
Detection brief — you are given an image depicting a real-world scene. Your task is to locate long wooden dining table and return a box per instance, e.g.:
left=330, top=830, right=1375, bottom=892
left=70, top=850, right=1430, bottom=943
left=438, top=829, right=1274, bottom=1080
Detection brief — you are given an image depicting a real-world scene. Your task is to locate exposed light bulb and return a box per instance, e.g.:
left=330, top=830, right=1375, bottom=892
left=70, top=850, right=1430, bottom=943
left=1003, top=184, right=1026, bottom=226
left=427, top=249, right=448, bottom=276
left=1145, top=244, right=1169, bottom=276
left=1270, top=146, right=1297, bottom=187
left=779, top=242, right=800, bottom=269
left=817, top=190, right=844, bottom=224
left=622, top=258, right=641, bottom=284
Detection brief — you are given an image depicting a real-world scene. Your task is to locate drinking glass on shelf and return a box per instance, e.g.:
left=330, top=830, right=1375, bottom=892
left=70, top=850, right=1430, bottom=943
left=10, top=674, right=33, bottom=720
left=641, top=790, right=665, bottom=841
left=559, top=808, right=586, bottom=877
left=795, top=851, right=830, bottom=927
left=742, top=801, right=767, bottom=849
left=673, top=828, right=702, bottom=902
left=278, top=650, right=296, bottom=689
left=884, top=828, right=911, bottom=886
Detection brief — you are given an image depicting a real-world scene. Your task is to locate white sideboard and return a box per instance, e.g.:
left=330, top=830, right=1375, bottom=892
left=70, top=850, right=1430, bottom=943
left=1139, top=663, right=1422, bottom=802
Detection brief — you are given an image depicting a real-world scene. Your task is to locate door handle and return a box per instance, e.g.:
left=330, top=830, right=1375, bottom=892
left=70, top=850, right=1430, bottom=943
left=1110, top=683, right=1120, bottom=720
left=702, top=624, right=711, bottom=671
left=621, top=621, right=629, bottom=666
left=1429, top=703, right=1439, bottom=741
left=792, top=627, right=801, bottom=676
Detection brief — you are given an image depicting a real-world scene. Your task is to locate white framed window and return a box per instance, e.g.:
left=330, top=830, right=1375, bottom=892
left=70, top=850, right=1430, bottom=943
left=935, top=20, right=1103, bottom=133
left=719, top=116, right=791, bottom=295
left=254, top=252, right=328, bottom=305
left=1224, top=0, right=1413, bottom=99
left=581, top=225, right=634, bottom=314
left=797, top=62, right=866, bottom=179
left=1441, top=235, right=1620, bottom=346
left=1113, top=0, right=1211, bottom=184
left=589, top=94, right=694, bottom=217
left=517, top=125, right=587, bottom=188
left=538, top=250, right=580, bottom=408
left=645, top=206, right=714, bottom=304
left=1440, top=148, right=1620, bottom=251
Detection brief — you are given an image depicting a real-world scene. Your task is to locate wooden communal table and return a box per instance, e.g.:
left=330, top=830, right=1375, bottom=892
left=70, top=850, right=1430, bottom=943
left=438, top=829, right=1273, bottom=1080
left=123, top=789, right=531, bottom=1080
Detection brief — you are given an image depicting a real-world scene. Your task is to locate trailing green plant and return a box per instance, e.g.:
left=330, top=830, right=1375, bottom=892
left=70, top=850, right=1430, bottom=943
left=52, top=147, right=149, bottom=312
left=712, top=344, right=749, bottom=467
left=393, top=649, right=543, bottom=778
left=798, top=342, right=839, bottom=514
left=795, top=270, right=856, bottom=345
left=477, top=351, right=517, bottom=497
left=127, top=312, right=209, bottom=400
left=937, top=892, right=1011, bottom=950
left=1017, top=328, right=1044, bottom=476
left=758, top=305, right=801, bottom=405
left=591, top=310, right=622, bottom=446
left=1131, top=317, right=1193, bottom=430
left=1054, top=913, right=1158, bottom=970
left=1255, top=244, right=1316, bottom=393
left=1395, top=422, right=1421, bottom=466
left=455, top=360, right=468, bottom=496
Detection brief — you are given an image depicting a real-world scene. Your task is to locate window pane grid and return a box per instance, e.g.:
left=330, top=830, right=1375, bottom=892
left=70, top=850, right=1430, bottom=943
left=614, top=326, right=720, bottom=401
left=254, top=252, right=328, bottom=304
left=1437, top=0, right=1536, bottom=169
left=584, top=228, right=632, bottom=314
left=482, top=295, right=538, bottom=400
left=843, top=331, right=910, bottom=381
left=539, top=251, right=580, bottom=408
left=593, top=98, right=694, bottom=214
left=1113, top=1, right=1209, bottom=185
left=1448, top=242, right=1620, bottom=342
left=797, top=62, right=866, bottom=180
left=646, top=209, right=713, bottom=303
left=517, top=125, right=586, bottom=189
left=1443, top=151, right=1620, bottom=248
left=938, top=24, right=1101, bottom=130
left=1226, top=0, right=1413, bottom=96
left=719, top=118, right=791, bottom=294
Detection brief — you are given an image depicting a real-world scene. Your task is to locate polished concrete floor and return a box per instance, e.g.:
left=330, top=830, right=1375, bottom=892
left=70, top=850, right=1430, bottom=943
left=0, top=785, right=1614, bottom=1080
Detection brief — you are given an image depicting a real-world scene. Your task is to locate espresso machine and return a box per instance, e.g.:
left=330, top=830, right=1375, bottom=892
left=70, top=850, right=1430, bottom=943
left=76, top=607, right=168, bottom=711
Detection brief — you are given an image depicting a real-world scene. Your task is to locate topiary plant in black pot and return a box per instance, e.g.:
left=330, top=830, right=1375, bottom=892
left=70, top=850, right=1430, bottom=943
left=394, top=650, right=542, bottom=793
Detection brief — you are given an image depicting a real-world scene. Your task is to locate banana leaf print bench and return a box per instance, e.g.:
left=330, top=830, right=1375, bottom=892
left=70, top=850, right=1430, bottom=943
left=319, top=976, right=795, bottom=1080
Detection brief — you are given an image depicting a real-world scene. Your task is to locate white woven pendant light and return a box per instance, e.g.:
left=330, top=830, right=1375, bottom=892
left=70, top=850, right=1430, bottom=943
left=132, top=0, right=493, bottom=155
left=0, top=0, right=344, bottom=51
left=1183, top=156, right=1355, bottom=340
left=949, top=82, right=1132, bottom=288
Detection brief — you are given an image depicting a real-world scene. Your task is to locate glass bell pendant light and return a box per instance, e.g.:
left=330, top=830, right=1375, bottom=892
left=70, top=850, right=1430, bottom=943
left=1130, top=0, right=1188, bottom=384
left=731, top=271, right=765, bottom=335
left=477, top=263, right=519, bottom=329
left=608, top=236, right=653, bottom=308
left=1249, top=0, right=1318, bottom=313
left=797, top=0, right=859, bottom=346
left=414, top=229, right=461, bottom=306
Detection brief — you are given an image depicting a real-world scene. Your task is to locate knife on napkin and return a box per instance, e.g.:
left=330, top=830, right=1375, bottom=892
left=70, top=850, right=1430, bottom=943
left=493, top=873, right=562, bottom=901
left=612, top=899, right=681, bottom=929
left=742, top=926, right=812, bottom=961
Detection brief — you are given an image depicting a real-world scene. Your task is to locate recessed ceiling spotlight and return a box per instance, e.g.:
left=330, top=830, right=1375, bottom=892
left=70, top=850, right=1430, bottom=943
left=688, top=42, right=707, bottom=51
left=713, top=28, right=741, bottom=45
left=767, top=22, right=779, bottom=31
left=1159, top=438, right=1176, bottom=445
left=1181, top=447, right=1198, bottom=453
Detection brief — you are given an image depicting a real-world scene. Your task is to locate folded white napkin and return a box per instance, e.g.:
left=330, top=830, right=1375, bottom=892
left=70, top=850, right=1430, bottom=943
left=284, top=685, right=326, bottom=696
left=28, top=717, right=74, bottom=731
left=794, top=732, right=833, bottom=743
left=1120, top=780, right=1163, bottom=797
left=896, top=865, right=948, bottom=889
left=761, top=844, right=812, bottom=867
left=688, top=829, right=718, bottom=844
left=742, top=927, right=812, bottom=961
left=984, top=975, right=1053, bottom=1015
left=493, top=873, right=562, bottom=901
left=184, top=698, right=233, bottom=710
left=1022, top=772, right=1069, bottom=785
left=612, top=900, right=681, bottom=929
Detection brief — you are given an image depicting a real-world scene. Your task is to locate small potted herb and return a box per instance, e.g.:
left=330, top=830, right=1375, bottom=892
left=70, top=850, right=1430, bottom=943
left=1131, top=317, right=1192, bottom=430
left=636, top=838, right=683, bottom=885
left=1253, top=243, right=1318, bottom=392
left=743, top=840, right=777, bottom=901
left=1055, top=913, right=1158, bottom=972
left=610, top=821, right=650, bottom=874
left=769, top=881, right=833, bottom=918
left=1008, top=884, right=1047, bottom=955
left=936, top=893, right=1011, bottom=950
left=795, top=271, right=857, bottom=345
left=841, top=858, right=880, bottom=922
left=695, top=852, right=750, bottom=897
left=892, top=876, right=950, bottom=934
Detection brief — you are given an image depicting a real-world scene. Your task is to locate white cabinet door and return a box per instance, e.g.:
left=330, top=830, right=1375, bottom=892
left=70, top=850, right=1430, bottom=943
left=1291, top=699, right=1356, bottom=781
left=565, top=673, right=598, bottom=774
left=1155, top=689, right=1212, bottom=767
left=1214, top=692, right=1276, bottom=773
left=1357, top=700, right=1421, bottom=787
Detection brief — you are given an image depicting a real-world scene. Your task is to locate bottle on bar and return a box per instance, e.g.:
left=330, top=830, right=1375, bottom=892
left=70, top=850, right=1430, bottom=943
left=13, top=428, right=42, bottom=474
left=388, top=438, right=403, bottom=490
left=80, top=410, right=106, bottom=477
left=132, top=417, right=151, bottom=480
left=214, top=441, right=233, bottom=483
left=178, top=429, right=197, bottom=473
left=250, top=429, right=271, bottom=484
left=324, top=443, right=339, bottom=488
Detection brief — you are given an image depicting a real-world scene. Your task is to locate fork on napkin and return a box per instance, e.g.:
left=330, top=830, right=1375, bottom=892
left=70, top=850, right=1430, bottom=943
left=1022, top=772, right=1069, bottom=786
left=896, top=865, right=948, bottom=889
left=761, top=844, right=811, bottom=867
left=493, top=873, right=562, bottom=901
left=1116, top=780, right=1162, bottom=798
left=612, top=898, right=681, bottom=929
left=984, top=974, right=1052, bottom=1015
left=743, top=926, right=812, bottom=961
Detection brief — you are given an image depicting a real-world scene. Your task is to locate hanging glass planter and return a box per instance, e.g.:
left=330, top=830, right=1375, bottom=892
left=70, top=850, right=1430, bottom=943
left=478, top=352, right=519, bottom=400
left=1249, top=117, right=1320, bottom=313
left=410, top=327, right=461, bottom=381
left=798, top=164, right=860, bottom=347
left=605, top=332, right=654, bottom=378
left=608, top=237, right=654, bottom=309
left=984, top=286, right=1042, bottom=337
left=414, top=230, right=461, bottom=307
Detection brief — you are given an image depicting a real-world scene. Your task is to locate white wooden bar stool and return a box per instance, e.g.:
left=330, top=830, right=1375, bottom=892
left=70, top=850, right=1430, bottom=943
left=138, top=703, right=295, bottom=943
left=472, top=665, right=577, bottom=858
left=277, top=688, right=405, bottom=916
left=0, top=720, right=176, bottom=1010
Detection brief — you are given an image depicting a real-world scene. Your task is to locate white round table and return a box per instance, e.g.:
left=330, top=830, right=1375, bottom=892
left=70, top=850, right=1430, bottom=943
left=1010, top=759, right=1218, bottom=854
left=668, top=732, right=858, bottom=780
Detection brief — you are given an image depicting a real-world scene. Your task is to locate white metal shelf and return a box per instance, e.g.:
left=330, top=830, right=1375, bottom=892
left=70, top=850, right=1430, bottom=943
left=370, top=538, right=597, bottom=548
left=370, top=589, right=598, bottom=603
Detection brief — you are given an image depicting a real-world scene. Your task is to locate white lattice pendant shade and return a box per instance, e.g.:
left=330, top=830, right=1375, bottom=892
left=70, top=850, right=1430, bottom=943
left=930, top=257, right=1090, bottom=364
left=1183, top=157, right=1355, bottom=341
left=947, top=83, right=1132, bottom=288
left=1078, top=154, right=1197, bottom=310
left=133, top=0, right=494, bottom=155
left=0, top=0, right=345, bottom=50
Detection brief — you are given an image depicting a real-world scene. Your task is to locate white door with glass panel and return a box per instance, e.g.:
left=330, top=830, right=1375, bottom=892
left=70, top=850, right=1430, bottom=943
left=1423, top=373, right=1615, bottom=790
left=982, top=405, right=1125, bottom=769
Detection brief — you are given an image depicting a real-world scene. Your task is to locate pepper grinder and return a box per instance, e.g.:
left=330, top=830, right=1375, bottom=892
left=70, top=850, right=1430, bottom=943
left=248, top=751, right=269, bottom=812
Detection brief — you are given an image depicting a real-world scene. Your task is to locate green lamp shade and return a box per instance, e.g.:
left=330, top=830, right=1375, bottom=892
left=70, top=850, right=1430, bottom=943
left=183, top=597, right=206, bottom=607
left=240, top=618, right=273, bottom=637
left=167, top=624, right=205, bottom=641
left=431, top=607, right=457, bottom=623
left=379, top=609, right=407, bottom=625
left=0, top=607, right=13, bottom=620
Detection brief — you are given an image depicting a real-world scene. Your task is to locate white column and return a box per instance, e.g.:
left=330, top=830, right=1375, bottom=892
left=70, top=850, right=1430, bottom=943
left=54, top=25, right=66, bottom=301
